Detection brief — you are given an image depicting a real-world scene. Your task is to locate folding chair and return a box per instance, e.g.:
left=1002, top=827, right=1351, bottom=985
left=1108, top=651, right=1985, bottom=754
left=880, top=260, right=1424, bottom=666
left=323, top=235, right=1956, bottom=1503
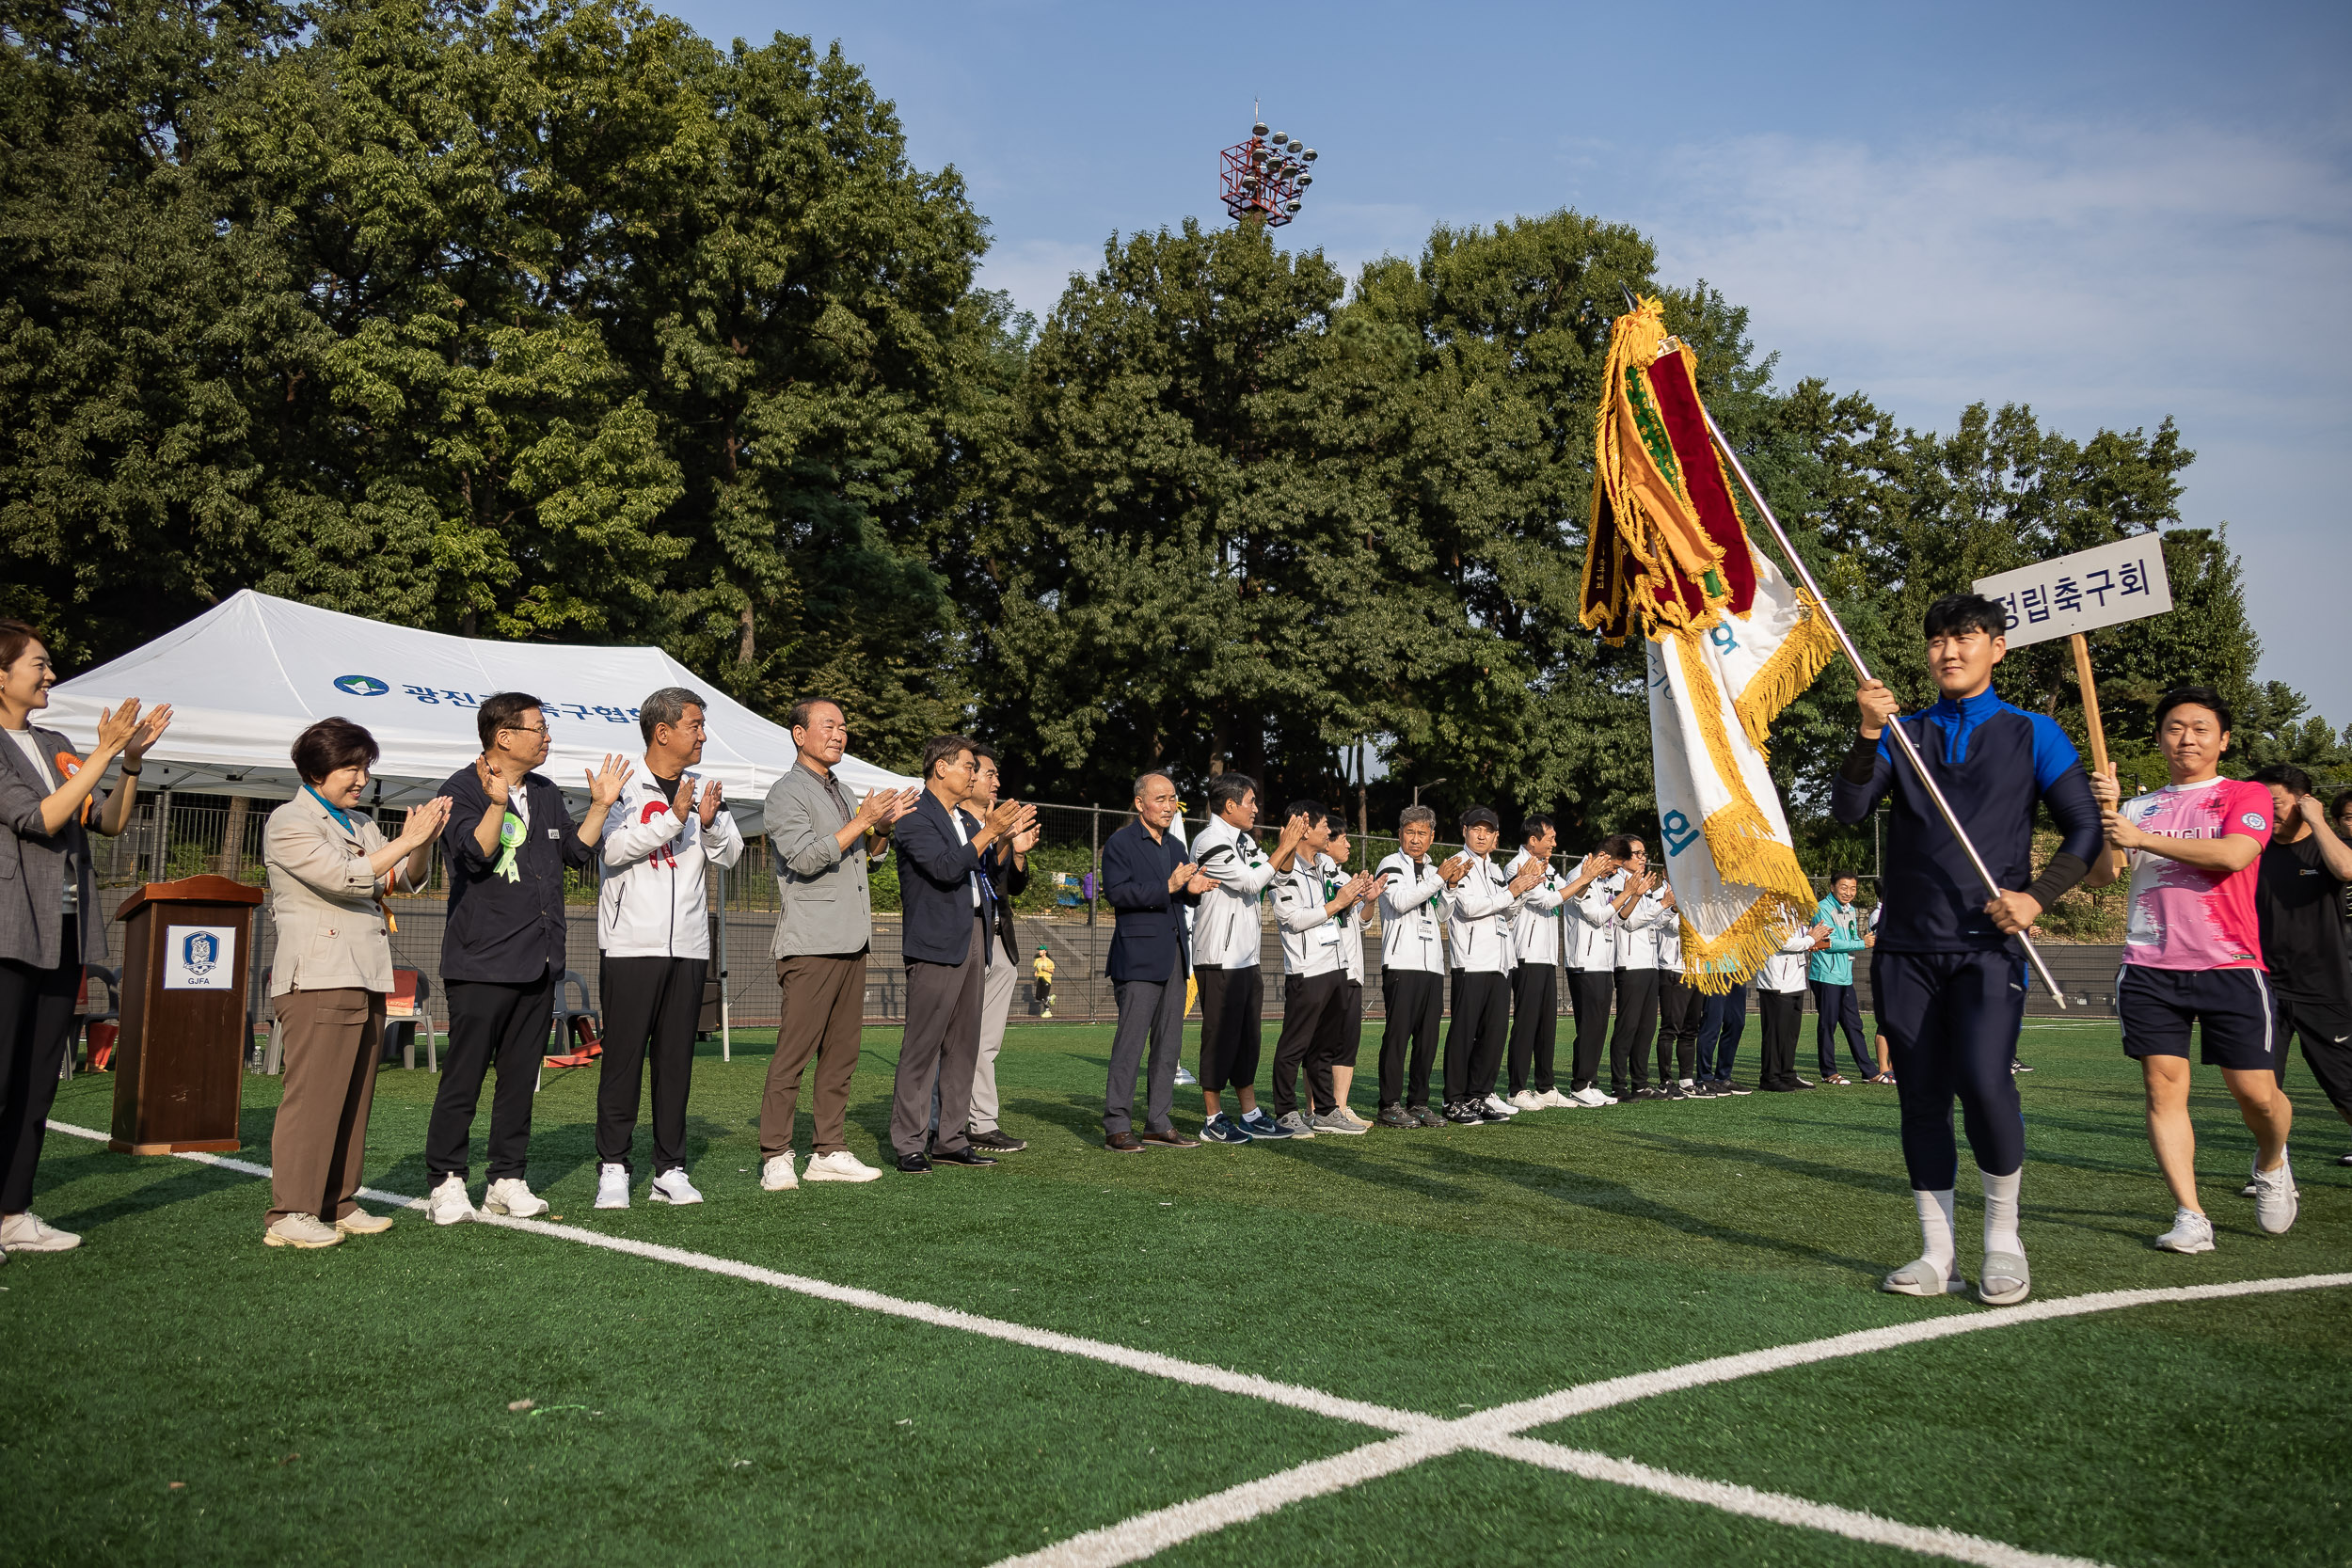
left=540, top=969, right=602, bottom=1088
left=68, top=965, right=121, bottom=1079
left=384, top=967, right=438, bottom=1071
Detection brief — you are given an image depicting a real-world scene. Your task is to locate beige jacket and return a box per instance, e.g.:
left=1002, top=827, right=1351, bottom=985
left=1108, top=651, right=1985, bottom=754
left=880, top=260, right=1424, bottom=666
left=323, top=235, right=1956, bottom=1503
left=264, top=792, right=416, bottom=996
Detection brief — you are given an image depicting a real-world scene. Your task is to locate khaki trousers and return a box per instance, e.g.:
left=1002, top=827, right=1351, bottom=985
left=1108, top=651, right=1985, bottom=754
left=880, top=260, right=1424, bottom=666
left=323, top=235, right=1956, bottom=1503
left=267, top=989, right=385, bottom=1224
left=762, top=954, right=866, bottom=1157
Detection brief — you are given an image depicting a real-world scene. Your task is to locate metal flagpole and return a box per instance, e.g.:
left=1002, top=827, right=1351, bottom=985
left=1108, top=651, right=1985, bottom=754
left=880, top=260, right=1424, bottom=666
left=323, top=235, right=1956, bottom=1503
left=1692, top=398, right=2067, bottom=1008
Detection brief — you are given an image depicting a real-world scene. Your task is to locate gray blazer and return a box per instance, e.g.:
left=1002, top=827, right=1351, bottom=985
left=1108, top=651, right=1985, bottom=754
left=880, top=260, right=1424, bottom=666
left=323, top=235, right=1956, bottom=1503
left=0, top=723, right=110, bottom=969
left=767, top=760, right=881, bottom=958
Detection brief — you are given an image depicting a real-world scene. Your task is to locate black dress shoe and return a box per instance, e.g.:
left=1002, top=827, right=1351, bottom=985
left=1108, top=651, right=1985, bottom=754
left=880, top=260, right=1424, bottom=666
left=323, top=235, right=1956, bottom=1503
left=969, top=1128, right=1028, bottom=1153
left=932, top=1147, right=998, bottom=1166
left=896, top=1152, right=933, bottom=1173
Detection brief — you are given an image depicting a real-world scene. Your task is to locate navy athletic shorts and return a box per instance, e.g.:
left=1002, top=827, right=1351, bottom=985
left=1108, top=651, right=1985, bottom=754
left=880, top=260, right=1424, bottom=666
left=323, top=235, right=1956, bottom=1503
left=2117, top=964, right=2279, bottom=1071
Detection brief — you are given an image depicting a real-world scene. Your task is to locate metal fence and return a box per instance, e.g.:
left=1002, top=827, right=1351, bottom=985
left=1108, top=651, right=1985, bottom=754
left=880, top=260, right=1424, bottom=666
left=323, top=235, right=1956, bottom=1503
left=90, top=794, right=1933, bottom=1039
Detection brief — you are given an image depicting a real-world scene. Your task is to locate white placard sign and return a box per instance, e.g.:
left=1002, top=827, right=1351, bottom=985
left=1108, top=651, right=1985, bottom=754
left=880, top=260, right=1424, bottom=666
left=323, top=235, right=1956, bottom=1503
left=162, top=925, right=239, bottom=990
left=1972, top=536, right=2172, bottom=649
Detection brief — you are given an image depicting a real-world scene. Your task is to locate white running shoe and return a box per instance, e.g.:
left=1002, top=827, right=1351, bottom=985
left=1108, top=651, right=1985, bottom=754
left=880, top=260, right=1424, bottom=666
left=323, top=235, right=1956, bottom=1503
left=482, top=1178, right=548, bottom=1218
left=2251, top=1155, right=2298, bottom=1235
left=2154, top=1208, right=2216, bottom=1254
left=427, top=1174, right=477, bottom=1227
left=334, top=1207, right=393, bottom=1236
left=1335, top=1106, right=1374, bottom=1132
left=595, top=1163, right=630, bottom=1210
left=1570, top=1086, right=1613, bottom=1108
left=803, top=1150, right=882, bottom=1183
left=262, top=1212, right=342, bottom=1249
left=649, top=1167, right=704, bottom=1205
left=0, top=1213, right=81, bottom=1252
left=1509, top=1089, right=1544, bottom=1111
left=1537, top=1088, right=1573, bottom=1108
left=761, top=1153, right=800, bottom=1191
left=1482, top=1093, right=1518, bottom=1117
left=1310, top=1109, right=1369, bottom=1135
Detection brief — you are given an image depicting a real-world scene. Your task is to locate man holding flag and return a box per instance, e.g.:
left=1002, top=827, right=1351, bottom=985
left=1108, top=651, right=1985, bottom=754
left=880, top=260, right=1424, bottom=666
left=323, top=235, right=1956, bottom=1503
left=1833, top=596, right=2102, bottom=1304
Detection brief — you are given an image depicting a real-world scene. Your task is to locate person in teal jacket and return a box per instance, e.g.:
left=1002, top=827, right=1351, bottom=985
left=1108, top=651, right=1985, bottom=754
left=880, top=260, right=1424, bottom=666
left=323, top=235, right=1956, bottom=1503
left=1808, top=872, right=1872, bottom=1082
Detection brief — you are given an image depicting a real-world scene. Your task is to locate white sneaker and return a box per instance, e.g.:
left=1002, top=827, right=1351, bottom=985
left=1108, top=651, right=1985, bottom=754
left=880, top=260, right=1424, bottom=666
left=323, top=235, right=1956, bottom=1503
left=1335, top=1106, right=1374, bottom=1132
left=2155, top=1207, right=2216, bottom=1254
left=0, top=1212, right=80, bottom=1252
left=482, top=1178, right=548, bottom=1218
left=2251, top=1154, right=2298, bottom=1235
left=428, top=1174, right=477, bottom=1226
left=595, top=1163, right=630, bottom=1210
left=1509, top=1089, right=1544, bottom=1111
left=263, top=1212, right=342, bottom=1249
left=1537, top=1088, right=1573, bottom=1108
left=1482, top=1093, right=1518, bottom=1117
left=649, top=1167, right=704, bottom=1205
left=803, top=1149, right=882, bottom=1183
left=761, top=1153, right=800, bottom=1191
left=1570, top=1086, right=1613, bottom=1108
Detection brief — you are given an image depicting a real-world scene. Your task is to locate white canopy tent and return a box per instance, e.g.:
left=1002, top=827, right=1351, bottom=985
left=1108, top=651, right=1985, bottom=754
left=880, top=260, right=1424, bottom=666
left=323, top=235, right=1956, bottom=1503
left=45, top=590, right=915, bottom=833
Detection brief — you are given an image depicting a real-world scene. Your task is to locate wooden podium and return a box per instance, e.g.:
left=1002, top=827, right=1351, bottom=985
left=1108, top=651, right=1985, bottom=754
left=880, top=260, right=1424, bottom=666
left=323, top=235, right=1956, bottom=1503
left=111, top=875, right=264, bottom=1154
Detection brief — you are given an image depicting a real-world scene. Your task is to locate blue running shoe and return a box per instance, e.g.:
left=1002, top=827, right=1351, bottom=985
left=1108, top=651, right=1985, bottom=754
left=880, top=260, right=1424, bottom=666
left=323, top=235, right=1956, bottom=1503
left=1199, top=1113, right=1252, bottom=1146
left=1238, top=1108, right=1294, bottom=1140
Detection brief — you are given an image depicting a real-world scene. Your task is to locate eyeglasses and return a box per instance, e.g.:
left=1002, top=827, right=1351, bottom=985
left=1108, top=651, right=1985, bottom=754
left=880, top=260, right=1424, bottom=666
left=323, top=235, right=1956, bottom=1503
left=503, top=723, right=551, bottom=737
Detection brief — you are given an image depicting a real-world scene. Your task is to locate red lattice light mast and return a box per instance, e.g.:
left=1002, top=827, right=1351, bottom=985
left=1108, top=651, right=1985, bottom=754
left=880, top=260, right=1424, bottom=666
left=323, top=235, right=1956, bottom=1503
left=1221, top=118, right=1318, bottom=228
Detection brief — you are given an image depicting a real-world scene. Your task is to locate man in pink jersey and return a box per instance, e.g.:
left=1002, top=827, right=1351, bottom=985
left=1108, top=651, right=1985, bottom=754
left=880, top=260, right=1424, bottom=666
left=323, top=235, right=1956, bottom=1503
left=2085, top=686, right=2296, bottom=1252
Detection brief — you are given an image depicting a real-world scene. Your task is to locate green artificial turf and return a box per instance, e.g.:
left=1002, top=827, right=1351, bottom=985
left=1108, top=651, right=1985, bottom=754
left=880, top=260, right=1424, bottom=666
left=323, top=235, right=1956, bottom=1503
left=4, top=1017, right=2344, bottom=1566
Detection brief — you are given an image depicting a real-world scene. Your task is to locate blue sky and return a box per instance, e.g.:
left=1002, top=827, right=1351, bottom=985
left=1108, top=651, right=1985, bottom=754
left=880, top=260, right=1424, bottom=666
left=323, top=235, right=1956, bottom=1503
left=666, top=0, right=2352, bottom=728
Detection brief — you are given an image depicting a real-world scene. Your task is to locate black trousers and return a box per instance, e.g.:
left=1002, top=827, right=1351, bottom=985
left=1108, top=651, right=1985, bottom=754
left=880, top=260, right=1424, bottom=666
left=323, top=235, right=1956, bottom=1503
left=1811, top=980, right=1868, bottom=1078
left=0, top=920, right=78, bottom=1213
left=1655, top=973, right=1700, bottom=1085
left=1197, top=964, right=1264, bottom=1094
left=1505, top=964, right=1558, bottom=1094
left=1311, top=979, right=1363, bottom=1113
left=1757, top=988, right=1804, bottom=1088
left=2276, top=991, right=2352, bottom=1112
left=429, top=971, right=555, bottom=1181
left=1610, top=969, right=1661, bottom=1094
left=1273, top=971, right=1345, bottom=1117
left=1443, top=969, right=1510, bottom=1103
left=1567, top=969, right=1615, bottom=1091
left=1379, top=968, right=1444, bottom=1108
left=596, top=954, right=707, bottom=1174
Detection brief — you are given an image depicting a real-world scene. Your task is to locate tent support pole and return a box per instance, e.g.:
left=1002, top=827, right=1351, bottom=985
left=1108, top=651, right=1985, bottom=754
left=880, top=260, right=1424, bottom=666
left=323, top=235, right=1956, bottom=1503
left=718, top=860, right=731, bottom=1063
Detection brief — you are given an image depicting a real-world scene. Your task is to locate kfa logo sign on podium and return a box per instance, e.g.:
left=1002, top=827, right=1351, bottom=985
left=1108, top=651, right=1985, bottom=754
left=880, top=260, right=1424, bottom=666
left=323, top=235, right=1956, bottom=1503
left=163, top=926, right=238, bottom=990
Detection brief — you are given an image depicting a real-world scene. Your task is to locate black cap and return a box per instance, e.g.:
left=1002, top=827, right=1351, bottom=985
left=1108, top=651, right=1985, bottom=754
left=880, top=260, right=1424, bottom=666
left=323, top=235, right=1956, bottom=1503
left=1459, top=805, right=1500, bottom=831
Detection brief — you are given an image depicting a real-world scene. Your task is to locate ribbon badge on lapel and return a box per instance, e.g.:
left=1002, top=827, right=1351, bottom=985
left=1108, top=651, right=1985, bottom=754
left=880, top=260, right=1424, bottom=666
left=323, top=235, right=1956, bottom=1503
left=493, top=811, right=525, bottom=882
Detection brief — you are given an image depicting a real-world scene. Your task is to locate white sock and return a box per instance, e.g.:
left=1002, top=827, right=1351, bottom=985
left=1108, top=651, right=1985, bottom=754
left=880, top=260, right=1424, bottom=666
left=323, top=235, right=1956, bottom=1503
left=1980, top=1167, right=2022, bottom=1258
left=1914, top=1189, right=1957, bottom=1275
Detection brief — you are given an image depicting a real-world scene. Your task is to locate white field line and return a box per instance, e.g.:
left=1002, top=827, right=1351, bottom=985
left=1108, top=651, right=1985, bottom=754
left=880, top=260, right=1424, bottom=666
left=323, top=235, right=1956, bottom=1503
left=42, top=1121, right=1431, bottom=1436
left=51, top=1122, right=2351, bottom=1568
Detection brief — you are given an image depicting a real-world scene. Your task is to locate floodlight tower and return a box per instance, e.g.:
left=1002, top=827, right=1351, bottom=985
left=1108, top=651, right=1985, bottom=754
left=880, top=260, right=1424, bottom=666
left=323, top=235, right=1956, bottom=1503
left=1220, top=116, right=1318, bottom=228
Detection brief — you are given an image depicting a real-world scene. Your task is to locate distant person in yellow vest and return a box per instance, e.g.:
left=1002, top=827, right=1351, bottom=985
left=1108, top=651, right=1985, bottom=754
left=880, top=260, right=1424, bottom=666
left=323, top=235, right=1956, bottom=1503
left=1032, top=946, right=1056, bottom=1018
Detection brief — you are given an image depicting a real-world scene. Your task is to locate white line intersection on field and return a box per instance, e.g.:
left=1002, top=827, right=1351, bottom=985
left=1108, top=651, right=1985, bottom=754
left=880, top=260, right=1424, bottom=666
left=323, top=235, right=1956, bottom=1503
left=50, top=1120, right=2351, bottom=1568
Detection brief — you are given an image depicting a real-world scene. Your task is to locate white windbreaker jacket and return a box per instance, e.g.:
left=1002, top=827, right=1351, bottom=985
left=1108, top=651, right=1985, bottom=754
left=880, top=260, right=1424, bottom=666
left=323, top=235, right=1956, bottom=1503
left=1190, top=815, right=1280, bottom=970
left=1445, top=853, right=1516, bottom=974
left=597, top=769, right=746, bottom=959
left=1376, top=852, right=1450, bottom=974
left=1503, top=848, right=1567, bottom=966
left=1613, top=887, right=1673, bottom=970
left=1566, top=872, right=1624, bottom=973
left=1275, top=853, right=1358, bottom=978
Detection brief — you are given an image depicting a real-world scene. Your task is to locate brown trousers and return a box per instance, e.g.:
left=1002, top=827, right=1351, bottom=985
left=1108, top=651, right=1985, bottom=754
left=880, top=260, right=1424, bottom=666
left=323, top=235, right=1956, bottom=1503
left=761, top=953, right=866, bottom=1157
left=267, top=989, right=385, bottom=1224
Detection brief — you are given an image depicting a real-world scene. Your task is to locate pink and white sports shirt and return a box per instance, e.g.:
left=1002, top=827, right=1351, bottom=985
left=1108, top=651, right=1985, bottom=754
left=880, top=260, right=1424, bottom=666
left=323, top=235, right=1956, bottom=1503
left=2118, top=776, right=2273, bottom=970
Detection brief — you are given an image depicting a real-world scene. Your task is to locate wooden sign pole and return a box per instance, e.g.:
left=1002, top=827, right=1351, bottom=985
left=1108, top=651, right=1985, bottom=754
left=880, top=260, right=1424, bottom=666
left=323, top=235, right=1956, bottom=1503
left=2068, top=633, right=2110, bottom=777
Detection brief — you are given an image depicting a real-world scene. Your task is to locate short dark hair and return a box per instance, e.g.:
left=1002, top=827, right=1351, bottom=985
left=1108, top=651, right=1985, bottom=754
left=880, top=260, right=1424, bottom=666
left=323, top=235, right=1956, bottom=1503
left=1520, top=813, right=1554, bottom=844
left=1287, top=800, right=1331, bottom=832
left=1398, top=804, right=1436, bottom=831
left=1460, top=805, right=1500, bottom=831
left=1601, top=832, right=1639, bottom=860
left=972, top=741, right=999, bottom=767
left=921, top=733, right=977, bottom=780
left=639, top=686, right=706, bottom=744
left=477, top=692, right=544, bottom=752
left=1922, top=594, right=2009, bottom=641
left=2251, top=764, right=2312, bottom=797
left=2332, top=789, right=2352, bottom=822
left=787, top=697, right=842, bottom=733
left=292, top=717, right=380, bottom=785
left=1208, top=772, right=1257, bottom=817
left=1133, top=770, right=1173, bottom=801
left=1828, top=869, right=1861, bottom=888
left=2152, top=685, right=2232, bottom=738
left=0, top=618, right=44, bottom=673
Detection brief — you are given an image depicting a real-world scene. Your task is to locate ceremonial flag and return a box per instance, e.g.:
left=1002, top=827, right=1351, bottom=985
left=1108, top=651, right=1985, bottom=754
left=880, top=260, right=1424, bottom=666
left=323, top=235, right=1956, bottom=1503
left=1584, top=297, right=1836, bottom=990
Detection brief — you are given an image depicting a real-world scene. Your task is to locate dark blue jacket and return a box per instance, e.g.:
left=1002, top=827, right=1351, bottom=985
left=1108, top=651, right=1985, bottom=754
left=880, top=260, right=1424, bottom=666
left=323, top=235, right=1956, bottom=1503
left=1830, top=689, right=2102, bottom=954
left=1103, top=819, right=1199, bottom=981
left=438, top=766, right=594, bottom=984
left=893, top=788, right=995, bottom=967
